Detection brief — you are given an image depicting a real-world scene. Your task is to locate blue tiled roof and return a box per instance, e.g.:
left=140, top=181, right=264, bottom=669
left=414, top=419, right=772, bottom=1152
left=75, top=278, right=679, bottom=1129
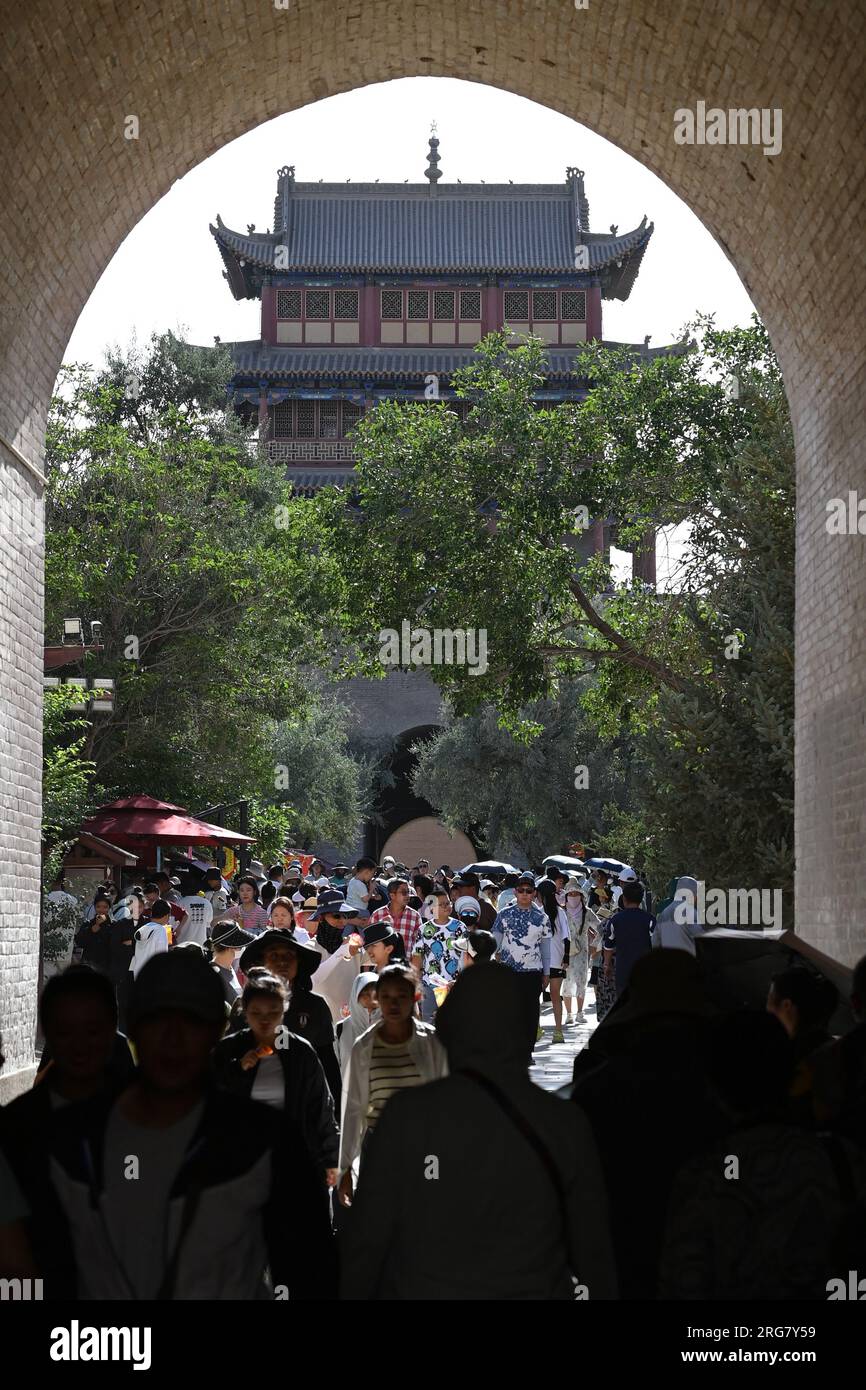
left=212, top=177, right=653, bottom=301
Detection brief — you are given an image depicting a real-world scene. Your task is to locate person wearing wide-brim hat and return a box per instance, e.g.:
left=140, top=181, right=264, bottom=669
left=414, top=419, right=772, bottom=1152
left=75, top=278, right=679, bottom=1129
left=209, top=919, right=256, bottom=1009
left=294, top=894, right=322, bottom=942
left=311, top=890, right=360, bottom=957
left=238, top=929, right=341, bottom=1105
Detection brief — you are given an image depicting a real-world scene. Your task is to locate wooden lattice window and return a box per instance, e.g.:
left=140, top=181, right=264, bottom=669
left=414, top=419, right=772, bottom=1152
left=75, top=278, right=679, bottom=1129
left=381, top=290, right=403, bottom=319
left=273, top=401, right=293, bottom=436
left=342, top=403, right=364, bottom=435
left=320, top=402, right=340, bottom=438
left=504, top=290, right=529, bottom=320
left=434, top=290, right=455, bottom=320
left=334, top=289, right=359, bottom=320
left=296, top=400, right=316, bottom=436
left=532, top=290, right=557, bottom=321
left=408, top=290, right=429, bottom=320
left=561, top=290, right=586, bottom=321
left=459, top=290, right=481, bottom=320
left=305, top=290, right=330, bottom=319
left=276, top=290, right=302, bottom=319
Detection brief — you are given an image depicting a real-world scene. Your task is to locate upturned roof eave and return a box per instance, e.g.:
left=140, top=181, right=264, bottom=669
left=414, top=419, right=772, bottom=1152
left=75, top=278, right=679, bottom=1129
left=210, top=216, right=654, bottom=285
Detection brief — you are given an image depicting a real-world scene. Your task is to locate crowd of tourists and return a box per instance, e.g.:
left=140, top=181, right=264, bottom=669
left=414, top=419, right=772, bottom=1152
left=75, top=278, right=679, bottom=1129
left=1, top=851, right=865, bottom=1300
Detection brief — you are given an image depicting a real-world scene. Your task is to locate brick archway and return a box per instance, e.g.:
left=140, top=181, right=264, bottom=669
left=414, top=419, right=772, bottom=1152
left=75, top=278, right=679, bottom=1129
left=2, top=0, right=865, bottom=1089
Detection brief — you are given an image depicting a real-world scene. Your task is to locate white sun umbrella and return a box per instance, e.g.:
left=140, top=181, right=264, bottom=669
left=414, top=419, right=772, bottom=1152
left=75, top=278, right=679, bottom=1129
left=460, top=860, right=521, bottom=877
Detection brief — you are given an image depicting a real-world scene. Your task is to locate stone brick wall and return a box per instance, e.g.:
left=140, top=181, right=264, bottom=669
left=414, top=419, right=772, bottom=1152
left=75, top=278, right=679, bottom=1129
left=0, top=0, right=864, bottom=1078
left=0, top=443, right=44, bottom=1097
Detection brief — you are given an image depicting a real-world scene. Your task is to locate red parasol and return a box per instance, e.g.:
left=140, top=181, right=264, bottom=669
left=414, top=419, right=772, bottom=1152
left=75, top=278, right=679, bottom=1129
left=81, top=795, right=255, bottom=855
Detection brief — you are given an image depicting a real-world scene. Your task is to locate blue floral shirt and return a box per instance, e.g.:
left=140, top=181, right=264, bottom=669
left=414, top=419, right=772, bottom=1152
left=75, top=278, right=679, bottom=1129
left=492, top=903, right=551, bottom=973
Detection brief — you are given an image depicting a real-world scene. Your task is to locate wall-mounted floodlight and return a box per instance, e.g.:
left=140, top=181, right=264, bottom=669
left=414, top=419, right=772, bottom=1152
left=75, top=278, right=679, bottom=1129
left=63, top=617, right=83, bottom=644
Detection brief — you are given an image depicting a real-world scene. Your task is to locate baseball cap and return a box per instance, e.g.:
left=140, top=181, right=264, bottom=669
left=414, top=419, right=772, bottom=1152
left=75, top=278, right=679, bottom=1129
left=618, top=866, right=638, bottom=882
left=515, top=872, right=536, bottom=888
left=127, top=952, right=227, bottom=1030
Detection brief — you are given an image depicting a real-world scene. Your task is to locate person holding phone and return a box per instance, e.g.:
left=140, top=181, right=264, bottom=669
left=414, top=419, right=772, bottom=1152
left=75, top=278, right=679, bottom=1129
left=73, top=893, right=114, bottom=974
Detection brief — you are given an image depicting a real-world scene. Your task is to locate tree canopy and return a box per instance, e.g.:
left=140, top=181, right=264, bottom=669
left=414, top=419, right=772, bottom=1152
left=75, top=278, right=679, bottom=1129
left=311, top=319, right=793, bottom=899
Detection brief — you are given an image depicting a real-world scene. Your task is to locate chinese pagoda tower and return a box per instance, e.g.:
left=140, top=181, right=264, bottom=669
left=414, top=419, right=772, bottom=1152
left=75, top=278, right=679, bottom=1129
left=211, top=132, right=662, bottom=584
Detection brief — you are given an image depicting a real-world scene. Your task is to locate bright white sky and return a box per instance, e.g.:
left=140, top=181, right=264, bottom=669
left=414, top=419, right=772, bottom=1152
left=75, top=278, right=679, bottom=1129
left=66, top=76, right=755, bottom=368
left=65, top=76, right=755, bottom=586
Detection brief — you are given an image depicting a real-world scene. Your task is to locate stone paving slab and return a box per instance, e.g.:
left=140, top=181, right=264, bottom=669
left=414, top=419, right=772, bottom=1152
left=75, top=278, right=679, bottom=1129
left=530, top=987, right=600, bottom=1094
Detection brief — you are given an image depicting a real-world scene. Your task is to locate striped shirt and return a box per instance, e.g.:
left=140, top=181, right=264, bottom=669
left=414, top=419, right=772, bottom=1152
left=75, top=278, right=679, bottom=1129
left=365, top=1033, right=422, bottom=1131
left=228, top=902, right=270, bottom=935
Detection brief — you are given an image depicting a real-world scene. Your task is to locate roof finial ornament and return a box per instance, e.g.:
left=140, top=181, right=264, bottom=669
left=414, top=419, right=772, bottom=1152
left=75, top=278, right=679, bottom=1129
left=425, top=122, right=442, bottom=184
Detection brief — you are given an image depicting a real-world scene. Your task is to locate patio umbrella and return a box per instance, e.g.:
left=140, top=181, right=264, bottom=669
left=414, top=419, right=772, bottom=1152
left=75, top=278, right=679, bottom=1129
left=584, top=856, right=629, bottom=875
left=459, top=860, right=521, bottom=879
left=81, top=795, right=255, bottom=865
left=543, top=855, right=586, bottom=874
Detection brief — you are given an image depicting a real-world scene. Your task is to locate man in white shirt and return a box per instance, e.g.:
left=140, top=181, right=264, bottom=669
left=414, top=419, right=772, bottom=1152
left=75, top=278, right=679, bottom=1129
left=177, top=894, right=214, bottom=946
left=131, top=900, right=171, bottom=978
left=202, top=867, right=229, bottom=920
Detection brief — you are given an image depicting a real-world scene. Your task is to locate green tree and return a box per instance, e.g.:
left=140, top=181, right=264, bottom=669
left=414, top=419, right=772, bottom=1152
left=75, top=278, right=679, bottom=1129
left=45, top=333, right=340, bottom=809
left=313, top=319, right=793, bottom=899
left=409, top=678, right=633, bottom=865
left=42, top=686, right=100, bottom=880
left=270, top=696, right=372, bottom=853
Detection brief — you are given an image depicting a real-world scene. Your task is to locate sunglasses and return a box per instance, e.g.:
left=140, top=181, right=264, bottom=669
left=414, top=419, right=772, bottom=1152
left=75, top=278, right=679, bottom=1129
left=515, top=886, right=535, bottom=893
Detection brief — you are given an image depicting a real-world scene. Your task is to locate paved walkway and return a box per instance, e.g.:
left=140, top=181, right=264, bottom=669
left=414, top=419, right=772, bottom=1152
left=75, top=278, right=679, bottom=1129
left=530, top=986, right=599, bottom=1093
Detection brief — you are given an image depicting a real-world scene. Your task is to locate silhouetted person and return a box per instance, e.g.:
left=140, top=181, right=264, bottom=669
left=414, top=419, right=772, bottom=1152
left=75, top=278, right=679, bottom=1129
left=659, top=1009, right=866, bottom=1299
left=813, top=952, right=866, bottom=1146
left=767, top=965, right=839, bottom=1124
left=44, top=951, right=335, bottom=1299
left=0, top=966, right=133, bottom=1297
left=340, top=963, right=617, bottom=1300
left=570, top=950, right=727, bottom=1298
